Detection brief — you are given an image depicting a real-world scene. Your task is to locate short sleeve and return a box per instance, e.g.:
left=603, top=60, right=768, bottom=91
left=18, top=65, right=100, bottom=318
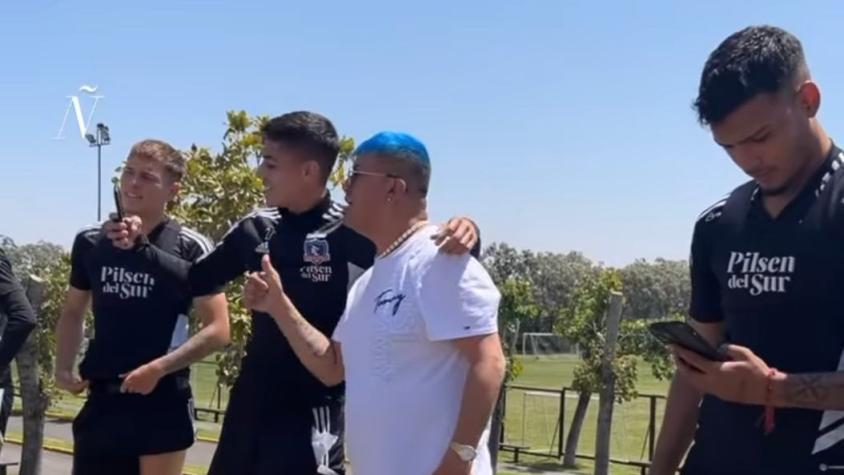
left=178, top=228, right=225, bottom=296
left=331, top=308, right=349, bottom=344
left=69, top=230, right=97, bottom=291
left=179, top=227, right=215, bottom=263
left=332, top=275, right=365, bottom=344
left=689, top=219, right=723, bottom=323
left=415, top=254, right=500, bottom=341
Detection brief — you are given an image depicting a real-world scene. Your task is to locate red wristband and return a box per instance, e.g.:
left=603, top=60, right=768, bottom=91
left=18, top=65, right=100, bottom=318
left=763, top=368, right=779, bottom=435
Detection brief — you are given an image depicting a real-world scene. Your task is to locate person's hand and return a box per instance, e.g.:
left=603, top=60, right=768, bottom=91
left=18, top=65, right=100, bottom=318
left=672, top=344, right=781, bottom=405
left=432, top=217, right=478, bottom=255
left=104, top=215, right=143, bottom=250
left=243, top=255, right=286, bottom=315
left=431, top=449, right=471, bottom=475
left=55, top=369, right=88, bottom=394
left=119, top=361, right=165, bottom=395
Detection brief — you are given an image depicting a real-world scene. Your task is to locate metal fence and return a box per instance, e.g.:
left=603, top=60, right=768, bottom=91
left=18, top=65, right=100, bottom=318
left=499, top=384, right=665, bottom=475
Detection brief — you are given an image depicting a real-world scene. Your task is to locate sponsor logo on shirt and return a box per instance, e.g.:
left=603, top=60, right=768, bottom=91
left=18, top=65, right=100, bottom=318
left=100, top=266, right=155, bottom=299
left=301, top=237, right=332, bottom=283
left=726, top=251, right=795, bottom=296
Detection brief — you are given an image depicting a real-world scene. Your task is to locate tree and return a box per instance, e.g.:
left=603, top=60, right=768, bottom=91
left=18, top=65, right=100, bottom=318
left=0, top=238, right=65, bottom=278
left=556, top=268, right=672, bottom=468
left=529, top=251, right=596, bottom=333
left=168, top=110, right=354, bottom=386
left=620, top=258, right=690, bottom=320
left=498, top=277, right=540, bottom=379
left=483, top=243, right=535, bottom=283
left=489, top=277, right=540, bottom=471
left=483, top=244, right=596, bottom=334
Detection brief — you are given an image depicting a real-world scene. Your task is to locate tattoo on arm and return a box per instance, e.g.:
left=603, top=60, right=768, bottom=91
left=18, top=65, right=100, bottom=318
left=296, top=317, right=331, bottom=357
left=783, top=373, right=844, bottom=409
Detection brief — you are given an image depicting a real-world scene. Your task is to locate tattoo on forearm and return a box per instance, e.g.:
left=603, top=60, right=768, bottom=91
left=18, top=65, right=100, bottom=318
left=784, top=373, right=844, bottom=408
left=299, top=320, right=330, bottom=357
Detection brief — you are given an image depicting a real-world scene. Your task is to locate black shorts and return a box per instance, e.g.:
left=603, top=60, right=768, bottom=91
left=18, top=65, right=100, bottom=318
left=72, top=377, right=195, bottom=475
left=208, top=370, right=345, bottom=475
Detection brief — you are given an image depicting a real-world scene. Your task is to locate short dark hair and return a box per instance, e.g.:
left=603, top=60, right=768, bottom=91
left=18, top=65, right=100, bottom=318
left=128, top=139, right=185, bottom=181
left=694, top=25, right=807, bottom=126
left=262, top=111, right=340, bottom=181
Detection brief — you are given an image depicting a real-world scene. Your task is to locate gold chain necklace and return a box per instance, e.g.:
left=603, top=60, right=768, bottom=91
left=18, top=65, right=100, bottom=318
left=376, top=221, right=429, bottom=259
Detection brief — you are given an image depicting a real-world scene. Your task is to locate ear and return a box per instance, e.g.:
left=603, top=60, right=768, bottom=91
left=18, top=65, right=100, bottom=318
left=168, top=181, right=181, bottom=201
left=303, top=160, right=322, bottom=181
left=796, top=80, right=821, bottom=118
left=387, top=176, right=408, bottom=200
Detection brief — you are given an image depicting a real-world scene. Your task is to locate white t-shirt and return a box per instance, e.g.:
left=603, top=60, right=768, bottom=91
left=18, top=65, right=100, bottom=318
left=333, top=224, right=501, bottom=475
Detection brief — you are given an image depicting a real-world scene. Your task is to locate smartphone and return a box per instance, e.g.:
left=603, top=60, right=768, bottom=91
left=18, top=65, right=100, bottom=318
left=113, top=184, right=124, bottom=222
left=648, top=321, right=728, bottom=361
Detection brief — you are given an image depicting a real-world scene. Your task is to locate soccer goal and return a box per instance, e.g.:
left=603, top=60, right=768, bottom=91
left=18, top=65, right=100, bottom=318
left=520, top=332, right=578, bottom=356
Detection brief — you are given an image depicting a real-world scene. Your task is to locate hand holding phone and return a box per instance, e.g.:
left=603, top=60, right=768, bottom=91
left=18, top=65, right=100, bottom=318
left=648, top=321, right=728, bottom=362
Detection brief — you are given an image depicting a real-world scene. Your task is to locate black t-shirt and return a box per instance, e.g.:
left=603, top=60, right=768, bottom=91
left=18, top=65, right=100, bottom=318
left=189, top=196, right=376, bottom=407
left=0, top=248, right=37, bottom=370
left=686, top=143, right=844, bottom=474
left=70, top=218, right=213, bottom=380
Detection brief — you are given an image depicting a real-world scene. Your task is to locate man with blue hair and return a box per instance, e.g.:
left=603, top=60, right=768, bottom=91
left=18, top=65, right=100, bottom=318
left=107, top=115, right=483, bottom=475
left=245, top=131, right=505, bottom=475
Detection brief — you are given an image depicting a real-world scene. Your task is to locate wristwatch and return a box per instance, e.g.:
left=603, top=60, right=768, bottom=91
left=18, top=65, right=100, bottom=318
left=450, top=441, right=477, bottom=462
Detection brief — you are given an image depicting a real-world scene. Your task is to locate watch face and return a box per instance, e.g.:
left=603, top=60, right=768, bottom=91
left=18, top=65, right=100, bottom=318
left=454, top=445, right=476, bottom=461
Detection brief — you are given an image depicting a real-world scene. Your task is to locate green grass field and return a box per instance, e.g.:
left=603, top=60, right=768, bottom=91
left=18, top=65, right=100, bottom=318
left=28, top=353, right=671, bottom=475
left=501, top=354, right=671, bottom=475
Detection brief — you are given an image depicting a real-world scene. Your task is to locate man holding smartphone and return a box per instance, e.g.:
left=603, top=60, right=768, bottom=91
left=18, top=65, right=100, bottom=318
left=56, top=139, right=230, bottom=475
left=650, top=26, right=844, bottom=475
left=107, top=112, right=482, bottom=474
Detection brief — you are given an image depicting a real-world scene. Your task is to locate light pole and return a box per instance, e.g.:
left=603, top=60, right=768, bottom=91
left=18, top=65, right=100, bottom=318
left=85, top=123, right=111, bottom=221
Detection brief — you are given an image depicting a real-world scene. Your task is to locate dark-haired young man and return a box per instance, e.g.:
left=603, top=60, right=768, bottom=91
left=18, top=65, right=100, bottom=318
left=651, top=26, right=844, bottom=475
left=108, top=111, right=482, bottom=474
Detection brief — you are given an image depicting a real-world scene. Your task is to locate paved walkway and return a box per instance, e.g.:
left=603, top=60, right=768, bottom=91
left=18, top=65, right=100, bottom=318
left=0, top=415, right=578, bottom=475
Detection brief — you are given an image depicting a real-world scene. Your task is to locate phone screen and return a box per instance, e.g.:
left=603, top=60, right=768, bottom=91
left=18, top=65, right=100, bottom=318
left=648, top=321, right=727, bottom=361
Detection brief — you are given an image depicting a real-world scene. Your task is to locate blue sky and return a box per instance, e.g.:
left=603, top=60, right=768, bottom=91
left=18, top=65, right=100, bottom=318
left=2, top=0, right=843, bottom=266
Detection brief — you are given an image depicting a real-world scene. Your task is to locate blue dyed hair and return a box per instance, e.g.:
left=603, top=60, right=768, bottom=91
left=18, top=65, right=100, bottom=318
left=354, top=131, right=431, bottom=195
left=353, top=131, right=430, bottom=167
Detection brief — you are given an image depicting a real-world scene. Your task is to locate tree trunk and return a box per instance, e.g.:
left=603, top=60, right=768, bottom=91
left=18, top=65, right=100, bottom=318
left=594, top=292, right=624, bottom=475
left=487, top=386, right=506, bottom=473
left=563, top=390, right=591, bottom=468
left=17, top=275, right=45, bottom=475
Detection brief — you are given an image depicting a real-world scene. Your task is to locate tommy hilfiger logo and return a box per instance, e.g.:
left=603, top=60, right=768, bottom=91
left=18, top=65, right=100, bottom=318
left=100, top=266, right=155, bottom=299
left=375, top=289, right=406, bottom=316
left=726, top=251, right=795, bottom=296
